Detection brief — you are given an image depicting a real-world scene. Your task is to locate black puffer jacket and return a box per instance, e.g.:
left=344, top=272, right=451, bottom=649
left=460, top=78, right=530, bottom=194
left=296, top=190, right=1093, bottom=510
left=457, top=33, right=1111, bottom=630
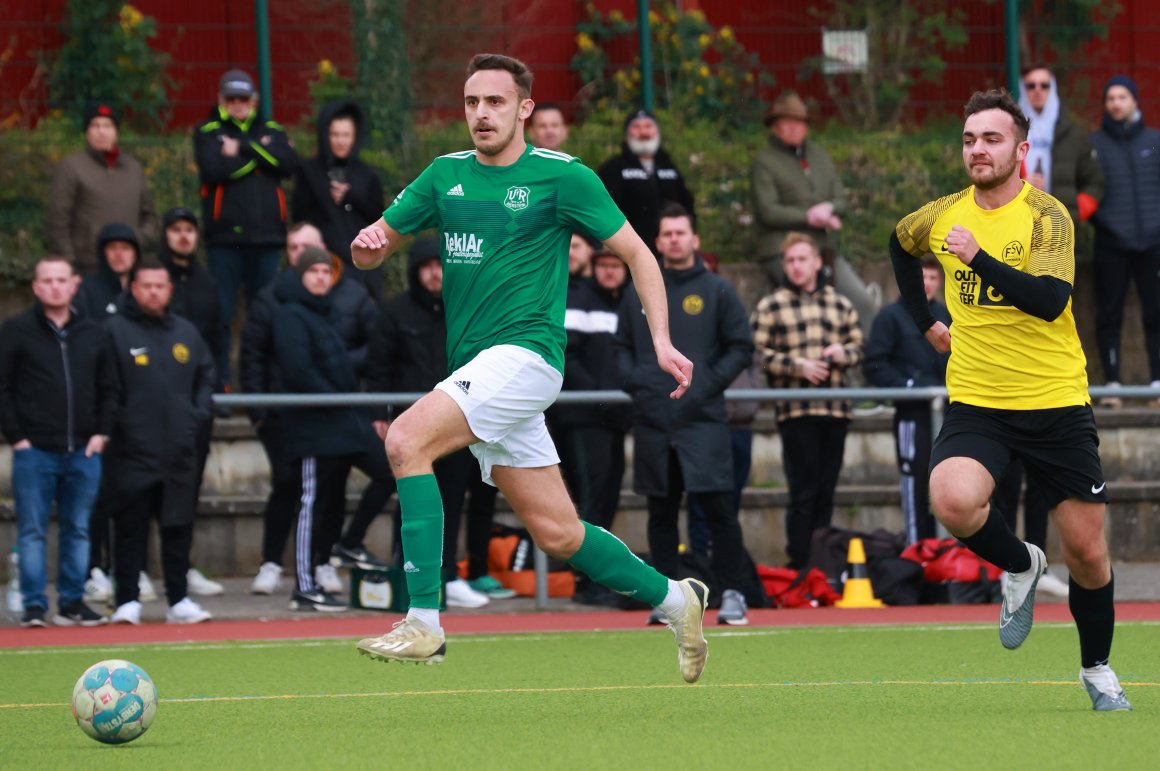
left=596, top=145, right=694, bottom=252
left=270, top=272, right=368, bottom=459
left=1090, top=112, right=1160, bottom=251
left=75, top=223, right=139, bottom=319
left=291, top=100, right=385, bottom=265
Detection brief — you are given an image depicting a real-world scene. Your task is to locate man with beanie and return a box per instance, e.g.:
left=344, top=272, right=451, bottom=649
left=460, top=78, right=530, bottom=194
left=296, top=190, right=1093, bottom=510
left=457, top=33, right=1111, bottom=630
left=195, top=69, right=298, bottom=385
left=47, top=103, right=159, bottom=273
left=1088, top=74, right=1160, bottom=406
left=75, top=223, right=140, bottom=319
left=597, top=109, right=695, bottom=255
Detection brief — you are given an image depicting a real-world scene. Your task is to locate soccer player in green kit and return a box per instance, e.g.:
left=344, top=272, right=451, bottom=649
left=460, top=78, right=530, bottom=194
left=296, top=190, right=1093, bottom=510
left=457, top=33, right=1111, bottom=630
left=350, top=54, right=709, bottom=683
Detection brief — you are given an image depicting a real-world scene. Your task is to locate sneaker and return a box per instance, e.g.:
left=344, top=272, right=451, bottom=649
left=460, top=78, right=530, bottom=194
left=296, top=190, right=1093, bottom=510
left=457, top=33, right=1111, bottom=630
left=84, top=567, right=112, bottom=603
left=187, top=568, right=224, bottom=596
left=357, top=617, right=447, bottom=664
left=1036, top=572, right=1070, bottom=599
left=315, top=564, right=344, bottom=595
left=139, top=572, right=158, bottom=602
left=1080, top=664, right=1133, bottom=711
left=999, top=543, right=1046, bottom=650
left=329, top=543, right=388, bottom=570
left=468, top=575, right=517, bottom=599
left=646, top=607, right=666, bottom=625
left=717, top=589, right=749, bottom=626
left=166, top=597, right=212, bottom=624
left=445, top=578, right=489, bottom=608
left=20, top=606, right=48, bottom=628
left=54, top=601, right=108, bottom=627
left=289, top=587, right=347, bottom=612
left=251, top=562, right=283, bottom=595
left=110, top=600, right=142, bottom=625
left=667, top=578, right=710, bottom=683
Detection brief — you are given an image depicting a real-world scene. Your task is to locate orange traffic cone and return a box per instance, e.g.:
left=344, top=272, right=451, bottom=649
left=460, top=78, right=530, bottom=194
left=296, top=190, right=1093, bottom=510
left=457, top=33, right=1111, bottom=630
left=834, top=537, right=884, bottom=608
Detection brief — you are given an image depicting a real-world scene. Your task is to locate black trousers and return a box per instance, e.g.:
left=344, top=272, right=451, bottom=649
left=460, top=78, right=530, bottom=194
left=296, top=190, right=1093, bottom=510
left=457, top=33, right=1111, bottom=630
left=646, top=447, right=748, bottom=592
left=293, top=455, right=349, bottom=593
left=1094, top=239, right=1160, bottom=383
left=327, top=429, right=397, bottom=555
left=577, top=426, right=627, bottom=531
left=112, top=482, right=193, bottom=607
left=257, top=416, right=301, bottom=566
left=894, top=410, right=936, bottom=544
left=993, top=458, right=1050, bottom=551
left=778, top=417, right=849, bottom=569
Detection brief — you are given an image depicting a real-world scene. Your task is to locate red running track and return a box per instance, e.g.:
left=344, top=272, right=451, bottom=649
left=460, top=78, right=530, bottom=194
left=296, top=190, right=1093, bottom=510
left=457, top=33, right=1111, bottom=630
left=3, top=603, right=1159, bottom=649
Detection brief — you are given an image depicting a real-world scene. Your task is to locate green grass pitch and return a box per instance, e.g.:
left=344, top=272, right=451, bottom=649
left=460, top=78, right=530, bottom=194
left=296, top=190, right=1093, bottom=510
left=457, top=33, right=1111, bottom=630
left=1, top=621, right=1154, bottom=769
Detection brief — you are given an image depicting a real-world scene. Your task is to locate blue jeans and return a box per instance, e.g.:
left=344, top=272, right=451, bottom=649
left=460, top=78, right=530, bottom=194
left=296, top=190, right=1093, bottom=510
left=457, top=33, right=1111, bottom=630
left=206, top=245, right=283, bottom=384
left=13, top=447, right=102, bottom=609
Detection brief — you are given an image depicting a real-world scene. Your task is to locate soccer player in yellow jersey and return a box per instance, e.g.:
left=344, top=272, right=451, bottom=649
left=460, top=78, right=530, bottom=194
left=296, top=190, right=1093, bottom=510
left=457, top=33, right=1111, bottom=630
left=891, top=89, right=1130, bottom=711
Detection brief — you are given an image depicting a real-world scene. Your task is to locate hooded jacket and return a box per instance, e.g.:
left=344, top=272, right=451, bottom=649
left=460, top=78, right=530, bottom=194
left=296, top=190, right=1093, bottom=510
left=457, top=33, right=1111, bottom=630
left=1090, top=111, right=1160, bottom=251
left=75, top=223, right=139, bottom=319
left=194, top=104, right=297, bottom=248
left=614, top=257, right=754, bottom=495
left=366, top=242, right=447, bottom=421
left=291, top=100, right=385, bottom=265
left=159, top=243, right=223, bottom=387
left=596, top=144, right=695, bottom=252
left=102, top=293, right=215, bottom=526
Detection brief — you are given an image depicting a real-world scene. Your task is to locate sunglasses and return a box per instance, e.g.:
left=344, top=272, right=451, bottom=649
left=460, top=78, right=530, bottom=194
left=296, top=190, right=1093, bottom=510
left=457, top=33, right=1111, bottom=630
left=1024, top=81, right=1051, bottom=91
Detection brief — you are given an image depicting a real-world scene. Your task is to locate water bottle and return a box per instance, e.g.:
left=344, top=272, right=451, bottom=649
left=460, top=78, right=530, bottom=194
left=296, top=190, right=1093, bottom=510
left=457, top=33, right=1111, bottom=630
left=6, top=547, right=21, bottom=615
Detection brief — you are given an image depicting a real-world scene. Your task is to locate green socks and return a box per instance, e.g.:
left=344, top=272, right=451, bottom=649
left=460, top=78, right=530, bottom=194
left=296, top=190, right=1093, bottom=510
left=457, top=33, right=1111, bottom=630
left=396, top=474, right=444, bottom=609
left=568, top=522, right=668, bottom=607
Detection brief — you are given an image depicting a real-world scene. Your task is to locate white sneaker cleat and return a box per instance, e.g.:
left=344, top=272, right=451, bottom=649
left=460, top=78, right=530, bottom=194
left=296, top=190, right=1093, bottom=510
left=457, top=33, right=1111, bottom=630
left=139, top=572, right=158, bottom=602
left=999, top=543, right=1046, bottom=650
left=1081, top=664, right=1132, bottom=711
left=314, top=564, right=344, bottom=595
left=110, top=600, right=142, bottom=625
left=84, top=567, right=112, bottom=603
left=166, top=597, right=212, bottom=624
left=251, top=562, right=283, bottom=595
left=668, top=578, right=710, bottom=683
left=1036, top=571, right=1070, bottom=599
left=445, top=578, right=489, bottom=608
left=187, top=568, right=225, bottom=596
left=357, top=617, right=447, bottom=664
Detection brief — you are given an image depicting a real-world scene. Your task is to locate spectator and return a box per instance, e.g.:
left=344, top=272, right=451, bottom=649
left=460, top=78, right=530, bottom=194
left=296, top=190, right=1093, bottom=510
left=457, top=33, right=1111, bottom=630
left=104, top=261, right=216, bottom=625
left=750, top=91, right=879, bottom=332
left=0, top=257, right=115, bottom=627
left=568, top=232, right=596, bottom=280
left=527, top=102, right=569, bottom=151
left=615, top=204, right=755, bottom=625
left=365, top=236, right=504, bottom=607
left=194, top=69, right=298, bottom=385
left=1018, top=64, right=1104, bottom=225
left=1088, top=75, right=1160, bottom=406
left=46, top=103, right=158, bottom=273
left=864, top=254, right=950, bottom=543
left=752, top=232, right=864, bottom=570
left=75, top=223, right=139, bottom=319
left=597, top=109, right=695, bottom=256
left=292, top=99, right=386, bottom=302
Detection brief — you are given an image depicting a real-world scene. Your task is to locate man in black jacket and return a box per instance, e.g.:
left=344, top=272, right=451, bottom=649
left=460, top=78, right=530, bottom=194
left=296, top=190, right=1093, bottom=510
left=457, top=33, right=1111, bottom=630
left=864, top=255, right=950, bottom=543
left=104, top=261, right=216, bottom=625
left=0, top=257, right=115, bottom=627
left=292, top=99, right=386, bottom=302
left=615, top=204, right=754, bottom=625
left=194, top=69, right=298, bottom=384
left=75, top=222, right=139, bottom=319
left=597, top=110, right=695, bottom=257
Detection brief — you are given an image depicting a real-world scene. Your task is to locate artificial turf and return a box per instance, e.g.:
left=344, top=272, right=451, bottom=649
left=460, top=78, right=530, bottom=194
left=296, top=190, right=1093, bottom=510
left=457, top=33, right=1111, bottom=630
left=0, top=621, right=1154, bottom=769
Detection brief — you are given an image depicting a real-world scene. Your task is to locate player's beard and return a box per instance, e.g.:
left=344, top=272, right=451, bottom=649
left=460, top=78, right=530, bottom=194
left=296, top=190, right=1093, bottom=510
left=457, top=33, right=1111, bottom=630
left=474, top=118, right=518, bottom=157
left=969, top=146, right=1020, bottom=191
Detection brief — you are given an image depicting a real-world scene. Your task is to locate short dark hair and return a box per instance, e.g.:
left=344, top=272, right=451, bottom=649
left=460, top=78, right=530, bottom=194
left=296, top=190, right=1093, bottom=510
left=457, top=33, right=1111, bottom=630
left=920, top=254, right=941, bottom=271
left=129, top=258, right=170, bottom=284
left=1020, top=62, right=1053, bottom=78
left=658, top=202, right=695, bottom=232
left=33, top=255, right=75, bottom=278
left=964, top=89, right=1030, bottom=141
left=466, top=54, right=533, bottom=100
left=529, top=102, right=565, bottom=125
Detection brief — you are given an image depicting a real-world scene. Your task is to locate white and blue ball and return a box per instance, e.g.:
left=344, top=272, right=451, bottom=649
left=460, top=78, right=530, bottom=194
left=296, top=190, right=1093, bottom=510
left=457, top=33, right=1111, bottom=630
left=71, top=659, right=157, bottom=744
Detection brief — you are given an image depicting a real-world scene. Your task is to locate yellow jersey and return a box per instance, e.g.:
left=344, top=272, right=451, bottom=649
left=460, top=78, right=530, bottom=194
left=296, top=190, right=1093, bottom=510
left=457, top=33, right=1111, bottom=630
left=895, top=182, right=1089, bottom=410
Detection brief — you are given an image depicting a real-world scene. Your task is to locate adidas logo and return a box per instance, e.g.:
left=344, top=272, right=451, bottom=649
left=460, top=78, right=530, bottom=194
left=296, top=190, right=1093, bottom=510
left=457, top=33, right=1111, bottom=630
left=446, top=184, right=464, bottom=196
left=455, top=380, right=471, bottom=394
left=403, top=561, right=419, bottom=573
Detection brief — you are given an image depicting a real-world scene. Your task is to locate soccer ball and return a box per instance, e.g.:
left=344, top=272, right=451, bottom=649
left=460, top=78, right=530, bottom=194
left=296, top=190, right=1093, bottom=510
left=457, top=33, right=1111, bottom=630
left=71, top=659, right=157, bottom=744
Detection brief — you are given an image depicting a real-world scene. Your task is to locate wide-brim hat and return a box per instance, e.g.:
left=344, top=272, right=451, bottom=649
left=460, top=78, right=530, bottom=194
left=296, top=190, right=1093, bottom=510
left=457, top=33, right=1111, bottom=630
left=764, top=91, right=809, bottom=125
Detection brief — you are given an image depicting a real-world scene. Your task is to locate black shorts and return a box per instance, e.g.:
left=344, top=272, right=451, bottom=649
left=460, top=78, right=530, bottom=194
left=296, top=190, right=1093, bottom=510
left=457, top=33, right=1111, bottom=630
left=930, top=402, right=1108, bottom=509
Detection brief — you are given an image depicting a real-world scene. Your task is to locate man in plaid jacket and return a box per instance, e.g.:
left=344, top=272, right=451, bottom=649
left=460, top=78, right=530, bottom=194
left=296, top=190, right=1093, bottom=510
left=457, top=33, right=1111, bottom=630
left=752, top=232, right=863, bottom=569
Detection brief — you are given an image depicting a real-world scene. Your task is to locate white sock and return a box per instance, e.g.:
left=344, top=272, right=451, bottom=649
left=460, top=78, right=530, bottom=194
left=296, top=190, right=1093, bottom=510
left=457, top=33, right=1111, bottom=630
left=656, top=580, right=686, bottom=622
left=407, top=607, right=441, bottom=631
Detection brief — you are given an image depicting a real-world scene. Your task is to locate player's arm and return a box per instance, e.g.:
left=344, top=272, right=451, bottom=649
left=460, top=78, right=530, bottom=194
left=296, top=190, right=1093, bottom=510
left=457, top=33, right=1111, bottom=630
left=351, top=217, right=407, bottom=271
left=603, top=222, right=693, bottom=398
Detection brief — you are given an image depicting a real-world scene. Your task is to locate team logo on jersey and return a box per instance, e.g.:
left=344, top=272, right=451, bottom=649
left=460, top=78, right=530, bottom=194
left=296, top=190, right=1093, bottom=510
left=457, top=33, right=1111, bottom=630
left=130, top=346, right=149, bottom=366
left=444, top=232, right=485, bottom=264
left=504, top=186, right=531, bottom=212
left=1001, top=240, right=1024, bottom=267
left=446, top=184, right=464, bottom=197
left=172, top=343, right=191, bottom=364
left=682, top=294, right=705, bottom=315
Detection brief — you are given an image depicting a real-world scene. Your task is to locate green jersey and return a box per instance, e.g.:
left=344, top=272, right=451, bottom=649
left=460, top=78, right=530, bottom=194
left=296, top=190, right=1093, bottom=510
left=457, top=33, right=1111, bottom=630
left=383, top=145, right=626, bottom=373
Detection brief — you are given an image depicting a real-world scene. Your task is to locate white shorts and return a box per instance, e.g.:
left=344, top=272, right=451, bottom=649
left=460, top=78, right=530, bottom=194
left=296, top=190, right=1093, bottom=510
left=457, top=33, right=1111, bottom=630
left=435, top=344, right=562, bottom=485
